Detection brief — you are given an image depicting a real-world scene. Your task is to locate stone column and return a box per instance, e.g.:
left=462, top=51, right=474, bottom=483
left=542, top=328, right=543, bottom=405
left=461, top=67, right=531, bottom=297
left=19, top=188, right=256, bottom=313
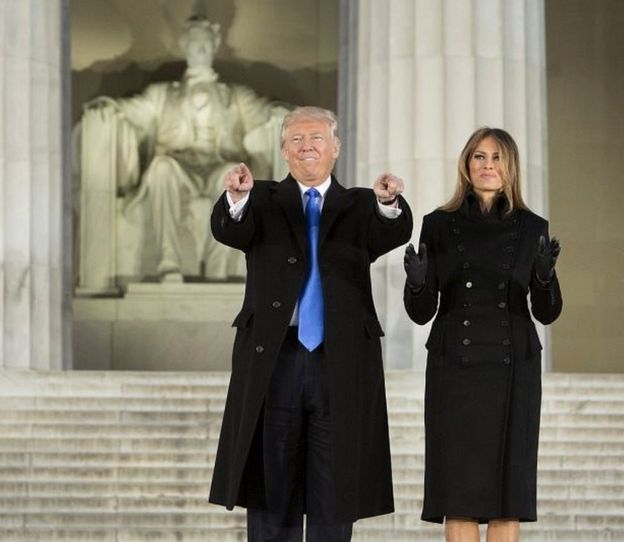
left=0, top=0, right=71, bottom=369
left=353, top=0, right=549, bottom=369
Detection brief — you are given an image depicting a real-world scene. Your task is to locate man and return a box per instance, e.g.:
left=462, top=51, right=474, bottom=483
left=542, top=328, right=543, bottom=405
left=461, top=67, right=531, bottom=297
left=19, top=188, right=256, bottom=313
left=80, top=15, right=286, bottom=281
left=209, top=106, right=413, bottom=541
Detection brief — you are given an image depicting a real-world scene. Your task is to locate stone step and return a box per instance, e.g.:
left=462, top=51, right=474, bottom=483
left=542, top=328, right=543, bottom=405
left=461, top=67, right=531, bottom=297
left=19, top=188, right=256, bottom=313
left=2, top=371, right=623, bottom=395
left=1, top=509, right=623, bottom=530
left=0, top=411, right=214, bottom=424
left=389, top=372, right=624, bottom=389
left=0, top=438, right=212, bottom=453
left=5, top=369, right=623, bottom=384
left=3, top=397, right=624, bottom=417
left=1, top=468, right=623, bottom=491
left=0, top=464, right=624, bottom=486
left=2, top=419, right=623, bottom=441
left=0, top=528, right=250, bottom=542
left=362, top=511, right=624, bottom=530
left=3, top=397, right=624, bottom=418
left=354, top=529, right=624, bottom=542
left=0, top=438, right=619, bottom=458
left=2, top=527, right=623, bottom=542
left=0, top=452, right=214, bottom=467
left=0, top=428, right=210, bottom=440
left=7, top=423, right=619, bottom=442
left=5, top=410, right=624, bottom=430
left=0, top=397, right=217, bottom=412
left=389, top=425, right=624, bottom=442
left=0, top=481, right=210, bottom=498
left=0, top=466, right=214, bottom=483
left=0, top=437, right=619, bottom=460
left=541, top=401, right=624, bottom=415
left=2, top=479, right=621, bottom=501
left=0, top=370, right=622, bottom=542
left=0, top=446, right=620, bottom=470
left=6, top=410, right=623, bottom=425
left=1, top=495, right=623, bottom=515
left=0, top=512, right=243, bottom=529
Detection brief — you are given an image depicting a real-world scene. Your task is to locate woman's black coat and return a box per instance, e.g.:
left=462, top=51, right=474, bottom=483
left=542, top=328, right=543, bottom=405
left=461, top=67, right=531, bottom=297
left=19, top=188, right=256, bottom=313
left=209, top=175, right=413, bottom=521
left=404, top=194, right=562, bottom=523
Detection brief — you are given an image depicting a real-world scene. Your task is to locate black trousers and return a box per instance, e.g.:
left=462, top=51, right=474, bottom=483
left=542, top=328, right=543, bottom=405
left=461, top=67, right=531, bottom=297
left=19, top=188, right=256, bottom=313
left=247, top=328, right=353, bottom=542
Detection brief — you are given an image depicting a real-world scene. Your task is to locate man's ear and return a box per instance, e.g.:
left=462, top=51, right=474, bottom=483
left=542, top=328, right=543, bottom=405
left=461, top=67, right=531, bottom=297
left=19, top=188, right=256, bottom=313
left=332, top=138, right=341, bottom=159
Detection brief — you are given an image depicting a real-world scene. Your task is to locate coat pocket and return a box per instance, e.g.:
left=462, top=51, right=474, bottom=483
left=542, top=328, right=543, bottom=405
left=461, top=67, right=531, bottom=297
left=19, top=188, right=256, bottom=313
left=425, top=322, right=444, bottom=354
left=364, top=317, right=385, bottom=339
left=231, top=307, right=254, bottom=328
left=526, top=324, right=543, bottom=357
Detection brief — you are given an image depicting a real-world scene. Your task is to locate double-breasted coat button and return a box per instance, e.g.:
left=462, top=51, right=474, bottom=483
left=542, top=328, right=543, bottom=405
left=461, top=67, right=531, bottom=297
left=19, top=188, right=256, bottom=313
left=503, top=356, right=511, bottom=365
left=255, top=345, right=265, bottom=354
left=462, top=338, right=471, bottom=346
left=271, top=301, right=282, bottom=309
left=502, top=339, right=511, bottom=346
left=463, top=302, right=472, bottom=308
left=457, top=244, right=465, bottom=252
left=287, top=257, right=297, bottom=264
left=463, top=320, right=471, bottom=327
left=462, top=262, right=471, bottom=269
left=498, top=301, right=507, bottom=309
left=497, top=282, right=506, bottom=290
left=466, top=281, right=473, bottom=288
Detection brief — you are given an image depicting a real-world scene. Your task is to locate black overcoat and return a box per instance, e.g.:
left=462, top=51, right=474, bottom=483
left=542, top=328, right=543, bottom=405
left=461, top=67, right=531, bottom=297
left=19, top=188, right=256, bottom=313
left=404, top=194, right=562, bottom=523
left=209, top=175, right=413, bottom=521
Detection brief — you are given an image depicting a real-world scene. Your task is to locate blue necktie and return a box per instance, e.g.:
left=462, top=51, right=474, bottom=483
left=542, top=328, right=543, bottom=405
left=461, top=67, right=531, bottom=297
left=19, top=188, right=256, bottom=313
left=298, top=188, right=324, bottom=351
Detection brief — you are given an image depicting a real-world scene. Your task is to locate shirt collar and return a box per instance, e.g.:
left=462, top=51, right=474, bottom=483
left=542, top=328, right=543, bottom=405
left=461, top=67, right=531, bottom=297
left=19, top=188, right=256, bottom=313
left=296, top=176, right=332, bottom=199
left=183, top=67, right=219, bottom=86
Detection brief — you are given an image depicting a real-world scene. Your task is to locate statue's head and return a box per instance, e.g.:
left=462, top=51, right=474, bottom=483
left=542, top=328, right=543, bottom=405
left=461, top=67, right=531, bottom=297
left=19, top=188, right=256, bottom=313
left=178, top=15, right=222, bottom=69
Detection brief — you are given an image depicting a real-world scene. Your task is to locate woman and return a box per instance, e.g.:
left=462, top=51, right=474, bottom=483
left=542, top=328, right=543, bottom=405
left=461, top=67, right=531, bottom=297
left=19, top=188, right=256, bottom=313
left=404, top=127, right=562, bottom=542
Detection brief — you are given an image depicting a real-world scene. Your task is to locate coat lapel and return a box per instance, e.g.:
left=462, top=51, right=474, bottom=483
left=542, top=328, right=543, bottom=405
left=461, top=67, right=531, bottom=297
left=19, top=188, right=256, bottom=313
left=319, top=177, right=353, bottom=247
left=272, top=175, right=354, bottom=254
left=271, top=175, right=307, bottom=255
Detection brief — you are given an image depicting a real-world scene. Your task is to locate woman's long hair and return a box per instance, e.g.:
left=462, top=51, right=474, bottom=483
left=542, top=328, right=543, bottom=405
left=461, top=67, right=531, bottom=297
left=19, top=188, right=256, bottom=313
left=440, top=127, right=530, bottom=213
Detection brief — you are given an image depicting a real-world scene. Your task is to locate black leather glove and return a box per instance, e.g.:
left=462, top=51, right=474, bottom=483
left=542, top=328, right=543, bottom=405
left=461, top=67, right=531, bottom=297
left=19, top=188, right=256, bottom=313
left=404, top=242, right=428, bottom=293
left=535, top=235, right=561, bottom=284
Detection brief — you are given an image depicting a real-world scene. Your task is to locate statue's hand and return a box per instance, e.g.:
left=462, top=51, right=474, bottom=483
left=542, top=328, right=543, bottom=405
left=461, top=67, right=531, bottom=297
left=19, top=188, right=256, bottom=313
left=225, top=163, right=254, bottom=203
left=83, top=96, right=119, bottom=112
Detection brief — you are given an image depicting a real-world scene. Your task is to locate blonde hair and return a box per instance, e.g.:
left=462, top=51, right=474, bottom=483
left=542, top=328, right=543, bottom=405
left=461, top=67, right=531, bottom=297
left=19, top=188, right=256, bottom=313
left=441, top=127, right=529, bottom=213
left=280, top=106, right=340, bottom=147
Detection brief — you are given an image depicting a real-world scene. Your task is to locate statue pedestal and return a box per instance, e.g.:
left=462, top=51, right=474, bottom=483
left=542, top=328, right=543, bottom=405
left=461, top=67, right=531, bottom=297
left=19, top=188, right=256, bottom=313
left=73, top=283, right=245, bottom=371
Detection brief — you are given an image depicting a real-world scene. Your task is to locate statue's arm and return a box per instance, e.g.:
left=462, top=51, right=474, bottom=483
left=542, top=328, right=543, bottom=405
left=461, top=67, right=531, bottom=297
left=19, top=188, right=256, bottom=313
left=83, top=84, right=163, bottom=137
left=78, top=87, right=161, bottom=196
left=235, top=85, right=290, bottom=179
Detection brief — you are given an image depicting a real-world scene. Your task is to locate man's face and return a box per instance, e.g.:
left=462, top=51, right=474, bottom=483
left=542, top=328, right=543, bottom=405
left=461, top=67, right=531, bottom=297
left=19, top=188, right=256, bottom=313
left=183, top=28, right=216, bottom=69
left=281, top=120, right=340, bottom=186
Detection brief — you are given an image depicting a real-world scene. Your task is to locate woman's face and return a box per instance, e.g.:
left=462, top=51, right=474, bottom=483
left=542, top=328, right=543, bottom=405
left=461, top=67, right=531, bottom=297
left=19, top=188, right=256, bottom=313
left=468, top=136, right=503, bottom=197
